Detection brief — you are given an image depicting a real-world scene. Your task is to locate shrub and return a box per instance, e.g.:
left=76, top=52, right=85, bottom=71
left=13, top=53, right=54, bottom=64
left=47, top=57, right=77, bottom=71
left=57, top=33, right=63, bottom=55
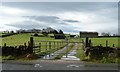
left=34, top=33, right=39, bottom=36
left=3, top=55, right=15, bottom=60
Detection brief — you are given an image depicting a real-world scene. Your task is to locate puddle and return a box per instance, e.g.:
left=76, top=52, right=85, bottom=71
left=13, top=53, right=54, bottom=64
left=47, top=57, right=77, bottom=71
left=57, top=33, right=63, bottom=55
left=42, top=43, right=72, bottom=60
left=61, top=43, right=80, bottom=61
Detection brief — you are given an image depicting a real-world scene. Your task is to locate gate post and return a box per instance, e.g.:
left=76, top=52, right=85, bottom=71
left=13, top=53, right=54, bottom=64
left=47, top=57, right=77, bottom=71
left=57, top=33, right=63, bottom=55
left=81, top=39, right=85, bottom=51
left=85, top=37, right=89, bottom=47
left=29, top=37, right=33, bottom=54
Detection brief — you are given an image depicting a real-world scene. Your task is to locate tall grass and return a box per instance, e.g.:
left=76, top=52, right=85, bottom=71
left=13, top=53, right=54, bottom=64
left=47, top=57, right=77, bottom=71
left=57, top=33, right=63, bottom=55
left=75, top=43, right=86, bottom=61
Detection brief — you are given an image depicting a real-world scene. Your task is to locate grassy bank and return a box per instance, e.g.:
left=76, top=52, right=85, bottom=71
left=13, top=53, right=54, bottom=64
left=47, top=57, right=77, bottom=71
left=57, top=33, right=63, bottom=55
left=75, top=43, right=86, bottom=61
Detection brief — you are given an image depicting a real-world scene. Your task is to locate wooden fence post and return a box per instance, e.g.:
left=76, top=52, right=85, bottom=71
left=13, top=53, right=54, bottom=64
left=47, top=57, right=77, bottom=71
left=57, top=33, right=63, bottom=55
left=89, top=39, right=91, bottom=47
left=106, top=40, right=108, bottom=47
left=86, top=37, right=89, bottom=47
left=39, top=43, right=41, bottom=52
left=4, top=43, right=6, bottom=47
left=15, top=46, right=17, bottom=55
left=100, top=44, right=102, bottom=46
left=112, top=44, right=115, bottom=47
left=29, top=37, right=33, bottom=54
left=46, top=42, right=47, bottom=51
left=24, top=43, right=27, bottom=50
left=81, top=39, right=85, bottom=51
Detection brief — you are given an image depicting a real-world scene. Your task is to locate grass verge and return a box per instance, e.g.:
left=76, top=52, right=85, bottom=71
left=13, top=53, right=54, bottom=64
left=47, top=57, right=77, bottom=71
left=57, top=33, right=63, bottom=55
left=75, top=43, right=86, bottom=61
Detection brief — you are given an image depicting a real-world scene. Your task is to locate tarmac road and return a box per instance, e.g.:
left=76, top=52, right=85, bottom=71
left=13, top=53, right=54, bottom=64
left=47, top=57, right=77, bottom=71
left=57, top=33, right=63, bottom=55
left=1, top=60, right=119, bottom=70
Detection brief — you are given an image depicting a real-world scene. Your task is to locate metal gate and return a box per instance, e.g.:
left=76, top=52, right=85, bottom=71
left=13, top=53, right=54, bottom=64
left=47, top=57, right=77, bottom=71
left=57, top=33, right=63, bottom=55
left=33, top=37, right=83, bottom=60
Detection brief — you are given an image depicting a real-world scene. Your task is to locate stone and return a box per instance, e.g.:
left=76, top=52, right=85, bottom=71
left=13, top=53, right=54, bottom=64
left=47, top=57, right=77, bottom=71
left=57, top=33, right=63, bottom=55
left=26, top=54, right=33, bottom=58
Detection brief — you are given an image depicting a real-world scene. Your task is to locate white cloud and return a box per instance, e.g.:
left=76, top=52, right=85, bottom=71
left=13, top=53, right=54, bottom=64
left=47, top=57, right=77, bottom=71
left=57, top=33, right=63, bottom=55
left=0, top=16, right=26, bottom=24
left=55, top=10, right=117, bottom=34
left=0, top=5, right=27, bottom=16
left=0, top=2, right=118, bottom=35
left=0, top=24, right=19, bottom=31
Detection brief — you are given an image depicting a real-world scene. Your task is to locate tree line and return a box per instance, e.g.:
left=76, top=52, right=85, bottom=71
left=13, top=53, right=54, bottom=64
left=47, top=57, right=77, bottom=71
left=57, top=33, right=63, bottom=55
left=1, top=27, right=64, bottom=34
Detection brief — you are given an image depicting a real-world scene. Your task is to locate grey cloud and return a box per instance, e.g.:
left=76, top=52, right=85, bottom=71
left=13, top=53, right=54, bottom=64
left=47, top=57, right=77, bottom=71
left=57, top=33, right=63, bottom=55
left=55, top=24, right=80, bottom=33
left=24, top=16, right=59, bottom=23
left=63, top=20, right=79, bottom=23
left=98, top=27, right=118, bottom=35
left=2, top=2, right=118, bottom=34
left=5, top=20, right=78, bottom=34
left=3, top=2, right=117, bottom=12
left=5, top=21, right=47, bottom=29
left=3, top=2, right=117, bottom=22
left=24, top=16, right=69, bottom=25
left=5, top=19, right=69, bottom=30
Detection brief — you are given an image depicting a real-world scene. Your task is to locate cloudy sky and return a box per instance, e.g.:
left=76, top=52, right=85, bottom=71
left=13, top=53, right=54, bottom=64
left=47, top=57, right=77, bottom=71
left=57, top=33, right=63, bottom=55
left=0, top=2, right=118, bottom=35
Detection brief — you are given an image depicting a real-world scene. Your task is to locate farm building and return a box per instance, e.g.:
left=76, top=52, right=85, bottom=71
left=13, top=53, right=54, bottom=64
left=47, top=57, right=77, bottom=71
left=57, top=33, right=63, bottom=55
left=70, top=35, right=76, bottom=37
left=80, top=31, right=98, bottom=38
left=54, top=34, right=65, bottom=39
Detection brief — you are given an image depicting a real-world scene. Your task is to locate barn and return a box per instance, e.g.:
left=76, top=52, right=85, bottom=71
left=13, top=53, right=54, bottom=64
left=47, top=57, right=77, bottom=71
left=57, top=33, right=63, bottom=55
left=80, top=31, right=98, bottom=38
left=54, top=34, right=65, bottom=39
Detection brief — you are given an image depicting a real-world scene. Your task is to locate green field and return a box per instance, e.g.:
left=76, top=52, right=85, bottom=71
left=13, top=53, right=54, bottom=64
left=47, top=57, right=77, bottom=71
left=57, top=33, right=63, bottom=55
left=1, top=33, right=120, bottom=62
left=1, top=33, right=66, bottom=60
left=1, top=33, right=119, bottom=48
left=68, top=37, right=119, bottom=48
left=0, top=33, right=8, bottom=36
left=79, top=37, right=119, bottom=48
left=1, top=33, right=64, bottom=46
left=90, top=37, right=119, bottom=47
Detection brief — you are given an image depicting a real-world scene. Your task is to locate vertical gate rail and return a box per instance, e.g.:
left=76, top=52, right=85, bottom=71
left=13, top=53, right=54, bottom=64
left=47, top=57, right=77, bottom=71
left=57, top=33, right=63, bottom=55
left=33, top=40, right=66, bottom=58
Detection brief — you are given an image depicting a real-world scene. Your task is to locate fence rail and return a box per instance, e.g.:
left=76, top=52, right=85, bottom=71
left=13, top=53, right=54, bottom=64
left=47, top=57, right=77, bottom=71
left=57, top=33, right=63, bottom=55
left=33, top=40, right=67, bottom=56
left=1, top=37, right=68, bottom=57
left=1, top=37, right=118, bottom=60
